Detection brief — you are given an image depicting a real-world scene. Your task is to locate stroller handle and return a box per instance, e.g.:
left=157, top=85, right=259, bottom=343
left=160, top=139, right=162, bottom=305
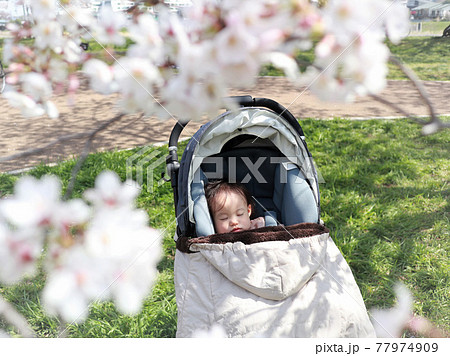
left=231, top=96, right=305, bottom=136
left=168, top=96, right=304, bottom=148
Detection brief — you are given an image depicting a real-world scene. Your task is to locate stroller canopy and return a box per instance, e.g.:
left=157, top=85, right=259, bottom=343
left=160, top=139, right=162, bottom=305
left=174, top=103, right=320, bottom=238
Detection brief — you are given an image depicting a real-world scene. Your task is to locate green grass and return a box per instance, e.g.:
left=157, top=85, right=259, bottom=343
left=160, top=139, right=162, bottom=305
left=387, top=37, right=450, bottom=81
left=305, top=119, right=449, bottom=333
left=411, top=21, right=450, bottom=35
left=0, top=120, right=449, bottom=337
left=259, top=33, right=450, bottom=81
left=0, top=144, right=181, bottom=338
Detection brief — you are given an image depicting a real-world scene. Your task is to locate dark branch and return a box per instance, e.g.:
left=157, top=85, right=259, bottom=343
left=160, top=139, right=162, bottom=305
left=63, top=113, right=127, bottom=200
left=389, top=56, right=437, bottom=120
left=368, top=93, right=428, bottom=125
left=388, top=55, right=448, bottom=134
left=0, top=113, right=125, bottom=163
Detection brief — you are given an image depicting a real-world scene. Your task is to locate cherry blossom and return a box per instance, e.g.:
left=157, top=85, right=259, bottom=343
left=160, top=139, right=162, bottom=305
left=370, top=283, right=413, bottom=338
left=3, top=72, right=60, bottom=119
left=42, top=175, right=162, bottom=321
left=369, top=282, right=446, bottom=337
left=82, top=59, right=118, bottom=95
left=3, top=0, right=412, bottom=120
left=84, top=208, right=150, bottom=258
left=0, top=175, right=61, bottom=229
left=0, top=224, right=45, bottom=285
left=0, top=0, right=443, bottom=337
left=83, top=171, right=140, bottom=210
left=32, top=20, right=64, bottom=51
left=383, top=2, right=410, bottom=44
left=80, top=207, right=161, bottom=317
left=127, top=13, right=164, bottom=64
left=157, top=7, right=190, bottom=63
left=0, top=171, right=162, bottom=323
left=42, top=246, right=110, bottom=322
left=302, top=0, right=404, bottom=101
left=92, top=5, right=127, bottom=46
left=21, top=72, right=53, bottom=102
left=29, top=0, right=58, bottom=21
left=214, top=25, right=260, bottom=87
left=42, top=100, right=60, bottom=119
left=60, top=38, right=84, bottom=64
left=48, top=58, right=69, bottom=83
left=262, top=52, right=303, bottom=84
left=160, top=69, right=228, bottom=122
left=113, top=57, right=162, bottom=114
left=50, top=199, right=90, bottom=238
left=2, top=91, right=46, bottom=118
left=58, top=5, right=93, bottom=37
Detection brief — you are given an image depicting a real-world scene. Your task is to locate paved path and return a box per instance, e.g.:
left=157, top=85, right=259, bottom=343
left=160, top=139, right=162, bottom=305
left=1, top=77, right=449, bottom=173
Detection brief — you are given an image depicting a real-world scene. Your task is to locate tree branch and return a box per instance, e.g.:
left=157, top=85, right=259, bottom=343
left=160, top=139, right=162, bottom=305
left=0, top=131, right=92, bottom=163
left=1, top=112, right=128, bottom=198
left=292, top=54, right=448, bottom=134
left=1, top=113, right=126, bottom=165
left=389, top=56, right=437, bottom=119
left=63, top=113, right=127, bottom=200
left=388, top=55, right=449, bottom=134
left=368, top=93, right=428, bottom=125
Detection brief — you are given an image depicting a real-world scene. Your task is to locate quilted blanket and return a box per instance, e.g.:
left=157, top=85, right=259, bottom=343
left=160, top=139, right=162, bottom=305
left=174, top=223, right=376, bottom=337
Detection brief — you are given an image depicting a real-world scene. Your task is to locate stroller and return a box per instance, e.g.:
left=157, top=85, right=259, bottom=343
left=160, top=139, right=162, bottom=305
left=165, top=96, right=375, bottom=338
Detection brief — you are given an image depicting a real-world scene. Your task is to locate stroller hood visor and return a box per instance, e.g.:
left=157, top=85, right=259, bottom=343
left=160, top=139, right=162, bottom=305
left=185, top=108, right=319, bottom=227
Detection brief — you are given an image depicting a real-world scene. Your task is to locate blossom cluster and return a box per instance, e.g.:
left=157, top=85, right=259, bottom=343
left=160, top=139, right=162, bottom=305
left=0, top=171, right=162, bottom=323
left=304, top=0, right=409, bottom=101
left=2, top=0, right=409, bottom=121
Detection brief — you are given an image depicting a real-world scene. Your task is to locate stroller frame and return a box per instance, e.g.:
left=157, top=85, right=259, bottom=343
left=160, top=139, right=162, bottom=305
left=168, top=96, right=376, bottom=338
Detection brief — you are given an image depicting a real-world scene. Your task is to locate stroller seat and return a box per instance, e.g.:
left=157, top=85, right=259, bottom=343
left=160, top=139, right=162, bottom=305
left=167, top=97, right=321, bottom=239
left=192, top=138, right=319, bottom=237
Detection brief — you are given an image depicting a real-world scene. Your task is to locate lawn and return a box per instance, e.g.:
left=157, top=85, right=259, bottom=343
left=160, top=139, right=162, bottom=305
left=386, top=37, right=450, bottom=81
left=410, top=21, right=450, bottom=35
left=260, top=36, right=450, bottom=81
left=1, top=118, right=448, bottom=337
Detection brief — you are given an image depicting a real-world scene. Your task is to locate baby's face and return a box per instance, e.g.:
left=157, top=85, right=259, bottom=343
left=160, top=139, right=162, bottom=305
left=212, top=190, right=251, bottom=234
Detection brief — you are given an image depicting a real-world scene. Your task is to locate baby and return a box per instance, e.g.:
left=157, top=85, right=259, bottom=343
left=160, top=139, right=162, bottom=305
left=205, top=180, right=265, bottom=234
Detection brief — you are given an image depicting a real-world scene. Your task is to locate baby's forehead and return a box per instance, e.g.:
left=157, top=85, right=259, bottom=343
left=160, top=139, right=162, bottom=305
left=216, top=189, right=245, bottom=201
left=213, top=189, right=247, bottom=210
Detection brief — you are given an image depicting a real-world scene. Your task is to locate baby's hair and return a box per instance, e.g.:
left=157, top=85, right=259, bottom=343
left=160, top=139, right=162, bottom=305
left=205, top=180, right=254, bottom=217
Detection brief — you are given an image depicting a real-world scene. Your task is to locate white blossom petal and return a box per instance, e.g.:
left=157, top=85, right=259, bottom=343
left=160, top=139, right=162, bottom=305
left=370, top=283, right=413, bottom=338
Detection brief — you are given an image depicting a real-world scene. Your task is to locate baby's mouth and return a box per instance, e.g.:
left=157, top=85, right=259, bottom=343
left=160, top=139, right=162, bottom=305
left=231, top=228, right=242, bottom=232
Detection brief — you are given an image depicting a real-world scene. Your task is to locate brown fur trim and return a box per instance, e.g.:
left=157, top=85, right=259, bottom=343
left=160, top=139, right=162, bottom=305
left=176, top=223, right=329, bottom=253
